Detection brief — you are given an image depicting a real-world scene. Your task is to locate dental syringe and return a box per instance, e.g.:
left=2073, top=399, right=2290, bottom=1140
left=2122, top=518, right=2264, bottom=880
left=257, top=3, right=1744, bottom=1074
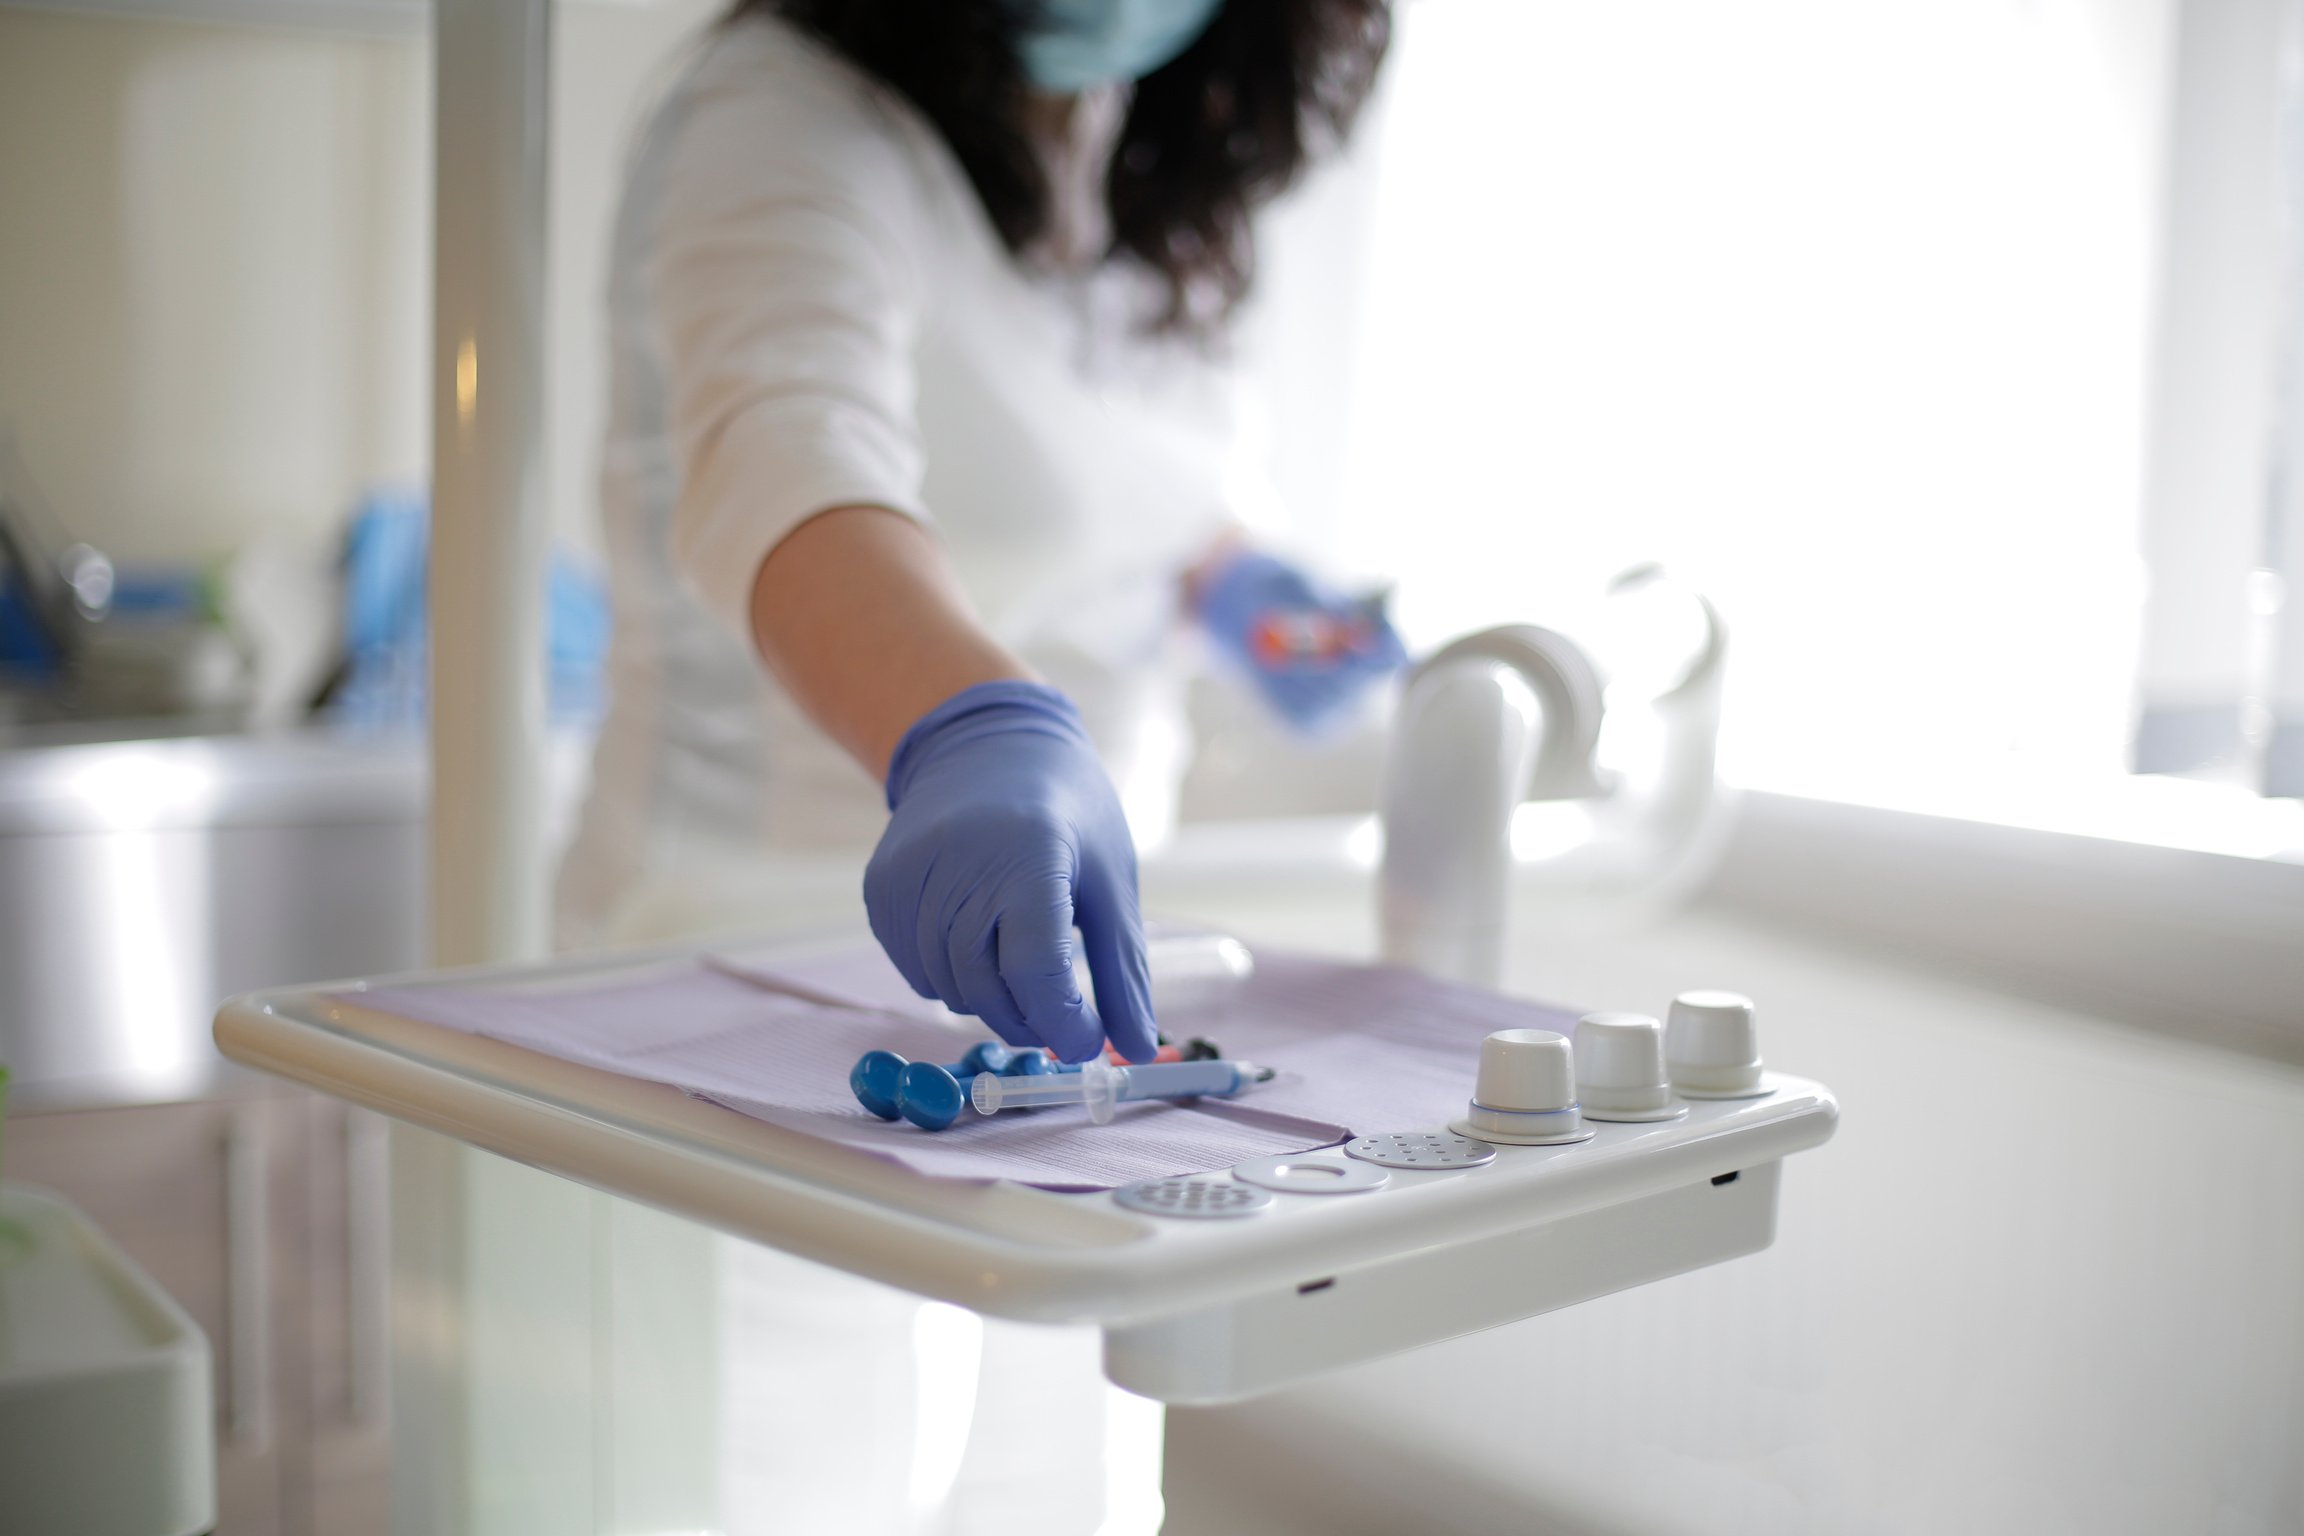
left=969, top=1058, right=1274, bottom=1125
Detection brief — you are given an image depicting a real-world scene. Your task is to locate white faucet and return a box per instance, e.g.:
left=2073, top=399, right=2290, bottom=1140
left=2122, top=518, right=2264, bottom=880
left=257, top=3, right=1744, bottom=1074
left=1379, top=576, right=1729, bottom=989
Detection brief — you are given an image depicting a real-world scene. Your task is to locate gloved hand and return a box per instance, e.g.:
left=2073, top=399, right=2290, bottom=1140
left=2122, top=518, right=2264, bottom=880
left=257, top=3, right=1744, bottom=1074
left=1196, top=548, right=1408, bottom=735
left=865, top=680, right=1158, bottom=1064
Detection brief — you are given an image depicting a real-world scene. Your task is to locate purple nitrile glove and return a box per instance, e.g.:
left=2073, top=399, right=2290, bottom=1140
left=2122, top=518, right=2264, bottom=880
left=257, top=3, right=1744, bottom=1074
left=865, top=680, right=1158, bottom=1064
left=1197, top=549, right=1408, bottom=735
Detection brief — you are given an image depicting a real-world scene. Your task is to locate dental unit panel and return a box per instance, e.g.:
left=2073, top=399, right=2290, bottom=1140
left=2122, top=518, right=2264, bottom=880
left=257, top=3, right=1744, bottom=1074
left=1105, top=1161, right=1783, bottom=1403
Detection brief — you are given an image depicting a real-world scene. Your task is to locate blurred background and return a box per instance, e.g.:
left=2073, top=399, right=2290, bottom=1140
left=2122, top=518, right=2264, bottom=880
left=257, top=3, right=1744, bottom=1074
left=0, top=0, right=2298, bottom=1532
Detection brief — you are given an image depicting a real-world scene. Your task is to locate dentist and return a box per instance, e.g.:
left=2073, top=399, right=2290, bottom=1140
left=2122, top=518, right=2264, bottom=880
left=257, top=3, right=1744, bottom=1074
left=546, top=2, right=1402, bottom=1522
left=560, top=0, right=1399, bottom=1060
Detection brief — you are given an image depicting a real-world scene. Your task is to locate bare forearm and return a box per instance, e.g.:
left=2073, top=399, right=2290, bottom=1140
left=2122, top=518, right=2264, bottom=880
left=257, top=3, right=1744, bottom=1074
left=746, top=505, right=1033, bottom=777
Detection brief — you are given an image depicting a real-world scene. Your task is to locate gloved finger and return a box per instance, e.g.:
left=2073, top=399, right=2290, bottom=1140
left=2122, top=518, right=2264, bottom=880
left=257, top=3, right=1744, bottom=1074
left=1075, top=868, right=1158, bottom=1064
left=1268, top=568, right=1325, bottom=609
left=995, top=892, right=1103, bottom=1064
left=1333, top=652, right=1400, bottom=696
left=949, top=891, right=1032, bottom=1045
left=1259, top=670, right=1341, bottom=735
left=956, top=952, right=1037, bottom=1048
left=863, top=862, right=941, bottom=1003
left=914, top=892, right=969, bottom=1016
left=1350, top=610, right=1408, bottom=668
left=1269, top=650, right=1400, bottom=734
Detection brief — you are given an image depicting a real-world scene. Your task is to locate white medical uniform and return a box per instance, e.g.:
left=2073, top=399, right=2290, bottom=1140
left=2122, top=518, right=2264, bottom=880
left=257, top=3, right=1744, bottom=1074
left=557, top=15, right=1240, bottom=1532
left=559, top=11, right=1239, bottom=947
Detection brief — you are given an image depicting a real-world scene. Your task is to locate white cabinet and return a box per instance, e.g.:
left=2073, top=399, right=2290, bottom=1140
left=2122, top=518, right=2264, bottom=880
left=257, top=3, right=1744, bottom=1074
left=9, top=1086, right=391, bottom=1536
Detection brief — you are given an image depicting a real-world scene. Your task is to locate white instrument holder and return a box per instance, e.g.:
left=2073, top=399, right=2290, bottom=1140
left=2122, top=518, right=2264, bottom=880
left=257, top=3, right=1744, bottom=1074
left=214, top=940, right=1838, bottom=1405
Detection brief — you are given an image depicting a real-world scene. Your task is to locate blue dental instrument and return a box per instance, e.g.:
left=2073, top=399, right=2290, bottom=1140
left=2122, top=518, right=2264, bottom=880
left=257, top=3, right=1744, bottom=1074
left=971, top=1058, right=1274, bottom=1125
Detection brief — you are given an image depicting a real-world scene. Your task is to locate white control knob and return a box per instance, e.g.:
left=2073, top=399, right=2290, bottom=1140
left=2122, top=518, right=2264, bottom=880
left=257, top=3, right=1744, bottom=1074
left=1452, top=1028, right=1594, bottom=1145
left=1666, top=990, right=1769, bottom=1098
left=1575, top=1012, right=1686, bottom=1122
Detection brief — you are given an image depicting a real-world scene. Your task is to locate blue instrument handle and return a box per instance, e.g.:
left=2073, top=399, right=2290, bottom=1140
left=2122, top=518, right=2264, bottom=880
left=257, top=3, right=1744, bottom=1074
left=1112, top=1059, right=1247, bottom=1102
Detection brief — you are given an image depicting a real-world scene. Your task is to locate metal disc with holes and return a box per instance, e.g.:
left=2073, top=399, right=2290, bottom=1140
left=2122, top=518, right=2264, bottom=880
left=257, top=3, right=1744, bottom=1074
left=1230, top=1154, right=1389, bottom=1196
left=1343, top=1130, right=1497, bottom=1170
left=1113, top=1177, right=1272, bottom=1219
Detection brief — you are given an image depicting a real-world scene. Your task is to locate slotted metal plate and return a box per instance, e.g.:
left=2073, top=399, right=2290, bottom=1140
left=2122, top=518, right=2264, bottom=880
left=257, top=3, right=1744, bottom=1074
left=1344, top=1130, right=1498, bottom=1170
left=1113, top=1177, right=1273, bottom=1219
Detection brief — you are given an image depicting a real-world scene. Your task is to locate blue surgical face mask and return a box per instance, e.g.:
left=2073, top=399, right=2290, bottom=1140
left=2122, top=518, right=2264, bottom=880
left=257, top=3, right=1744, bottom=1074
left=1018, top=0, right=1225, bottom=94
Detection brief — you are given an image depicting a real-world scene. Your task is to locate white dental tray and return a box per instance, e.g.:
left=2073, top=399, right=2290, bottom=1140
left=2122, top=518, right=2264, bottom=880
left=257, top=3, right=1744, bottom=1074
left=214, top=938, right=1838, bottom=1403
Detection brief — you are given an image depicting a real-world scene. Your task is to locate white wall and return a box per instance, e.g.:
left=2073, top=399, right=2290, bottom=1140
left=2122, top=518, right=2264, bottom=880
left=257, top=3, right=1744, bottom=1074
left=545, top=0, right=720, bottom=564
left=0, top=7, right=427, bottom=564
left=0, top=0, right=713, bottom=569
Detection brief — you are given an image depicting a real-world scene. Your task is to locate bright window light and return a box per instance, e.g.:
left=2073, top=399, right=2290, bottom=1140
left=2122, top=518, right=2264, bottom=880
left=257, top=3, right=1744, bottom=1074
left=1296, top=0, right=2169, bottom=814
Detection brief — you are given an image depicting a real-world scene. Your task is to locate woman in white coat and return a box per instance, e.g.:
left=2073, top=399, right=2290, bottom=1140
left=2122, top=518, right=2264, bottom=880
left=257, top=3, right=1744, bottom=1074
left=556, top=0, right=1398, bottom=1523
left=562, top=0, right=1400, bottom=1041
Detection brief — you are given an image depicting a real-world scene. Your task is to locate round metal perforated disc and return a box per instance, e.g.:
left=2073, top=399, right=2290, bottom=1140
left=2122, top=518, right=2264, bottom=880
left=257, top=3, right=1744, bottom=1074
left=1113, top=1177, right=1273, bottom=1219
left=1344, top=1130, right=1497, bottom=1170
left=1231, top=1154, right=1388, bottom=1196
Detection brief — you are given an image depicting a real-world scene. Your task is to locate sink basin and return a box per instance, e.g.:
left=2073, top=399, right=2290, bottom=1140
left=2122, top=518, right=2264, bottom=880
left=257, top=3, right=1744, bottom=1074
left=0, top=729, right=428, bottom=1107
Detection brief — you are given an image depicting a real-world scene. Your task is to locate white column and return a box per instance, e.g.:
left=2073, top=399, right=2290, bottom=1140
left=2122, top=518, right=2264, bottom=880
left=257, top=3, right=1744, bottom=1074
left=429, top=0, right=553, bottom=967
left=400, top=0, right=562, bottom=1530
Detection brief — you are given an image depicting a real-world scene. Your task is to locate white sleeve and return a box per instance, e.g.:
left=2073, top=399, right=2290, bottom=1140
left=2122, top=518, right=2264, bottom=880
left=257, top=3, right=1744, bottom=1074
left=646, top=48, right=934, bottom=641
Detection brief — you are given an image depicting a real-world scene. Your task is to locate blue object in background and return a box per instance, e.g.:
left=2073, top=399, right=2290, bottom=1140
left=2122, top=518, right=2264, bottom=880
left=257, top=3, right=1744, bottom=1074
left=334, top=489, right=608, bottom=726
left=0, top=544, right=225, bottom=691
left=1196, top=548, right=1406, bottom=736
left=0, top=578, right=61, bottom=681
left=106, top=569, right=209, bottom=620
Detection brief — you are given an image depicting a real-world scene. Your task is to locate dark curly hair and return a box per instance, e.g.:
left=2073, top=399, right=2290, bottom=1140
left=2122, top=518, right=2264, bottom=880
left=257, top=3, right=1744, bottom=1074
left=734, top=0, right=1391, bottom=333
